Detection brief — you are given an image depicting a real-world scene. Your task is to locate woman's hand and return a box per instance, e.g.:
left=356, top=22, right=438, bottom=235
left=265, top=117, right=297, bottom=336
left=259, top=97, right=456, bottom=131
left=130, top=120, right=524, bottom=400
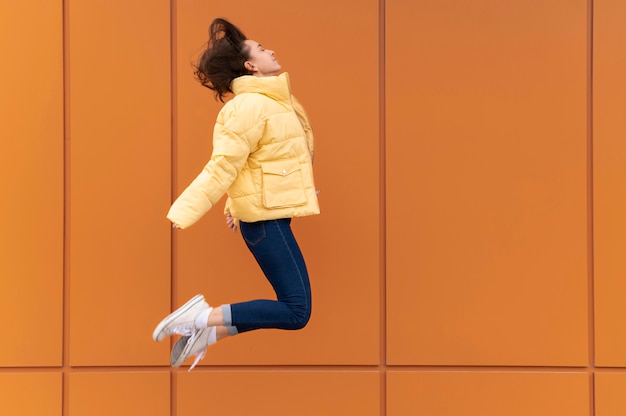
left=226, top=213, right=238, bottom=233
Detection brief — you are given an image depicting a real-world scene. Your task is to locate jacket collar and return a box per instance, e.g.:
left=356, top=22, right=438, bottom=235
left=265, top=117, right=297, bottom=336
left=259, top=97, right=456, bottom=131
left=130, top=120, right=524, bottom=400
left=231, top=72, right=291, bottom=103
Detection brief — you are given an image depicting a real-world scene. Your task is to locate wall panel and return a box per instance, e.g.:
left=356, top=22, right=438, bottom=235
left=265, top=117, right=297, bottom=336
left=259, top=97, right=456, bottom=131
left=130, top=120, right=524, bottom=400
left=68, top=0, right=172, bottom=365
left=593, top=0, right=626, bottom=367
left=386, top=0, right=588, bottom=365
left=387, top=371, right=589, bottom=416
left=596, top=373, right=626, bottom=415
left=68, top=372, right=169, bottom=416
left=0, top=0, right=64, bottom=367
left=174, top=0, right=380, bottom=365
left=177, top=371, right=380, bottom=415
left=0, top=373, right=62, bottom=415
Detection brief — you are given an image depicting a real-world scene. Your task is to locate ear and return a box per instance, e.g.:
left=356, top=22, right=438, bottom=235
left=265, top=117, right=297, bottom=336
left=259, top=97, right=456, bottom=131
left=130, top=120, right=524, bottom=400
left=244, top=61, right=255, bottom=72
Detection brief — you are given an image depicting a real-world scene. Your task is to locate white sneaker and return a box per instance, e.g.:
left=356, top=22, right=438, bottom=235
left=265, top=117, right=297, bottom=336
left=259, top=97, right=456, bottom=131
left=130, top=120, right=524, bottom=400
left=170, top=326, right=216, bottom=371
left=152, top=294, right=209, bottom=342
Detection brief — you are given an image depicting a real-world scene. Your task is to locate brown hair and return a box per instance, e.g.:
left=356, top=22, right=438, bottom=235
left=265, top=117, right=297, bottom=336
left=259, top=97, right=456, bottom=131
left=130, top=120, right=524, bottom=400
left=194, top=18, right=251, bottom=102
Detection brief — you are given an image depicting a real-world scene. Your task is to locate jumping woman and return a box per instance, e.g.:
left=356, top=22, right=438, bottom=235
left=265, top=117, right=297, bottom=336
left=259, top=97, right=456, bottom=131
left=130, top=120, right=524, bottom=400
left=152, top=18, right=319, bottom=370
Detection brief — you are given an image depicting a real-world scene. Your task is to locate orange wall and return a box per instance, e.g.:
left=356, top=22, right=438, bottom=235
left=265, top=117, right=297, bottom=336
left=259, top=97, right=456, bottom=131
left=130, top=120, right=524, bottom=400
left=1, top=0, right=624, bottom=415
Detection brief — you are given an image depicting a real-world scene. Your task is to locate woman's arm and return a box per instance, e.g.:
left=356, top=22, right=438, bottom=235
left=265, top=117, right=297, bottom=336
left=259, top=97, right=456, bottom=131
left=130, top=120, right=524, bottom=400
left=167, top=124, right=251, bottom=229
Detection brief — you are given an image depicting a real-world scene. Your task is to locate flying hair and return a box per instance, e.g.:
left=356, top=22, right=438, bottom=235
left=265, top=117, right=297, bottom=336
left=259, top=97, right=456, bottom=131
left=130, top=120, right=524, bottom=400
left=194, top=18, right=252, bottom=102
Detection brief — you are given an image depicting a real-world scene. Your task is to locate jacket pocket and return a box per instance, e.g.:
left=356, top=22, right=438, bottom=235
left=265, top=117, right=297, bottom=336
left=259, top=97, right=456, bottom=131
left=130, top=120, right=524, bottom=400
left=261, top=158, right=307, bottom=209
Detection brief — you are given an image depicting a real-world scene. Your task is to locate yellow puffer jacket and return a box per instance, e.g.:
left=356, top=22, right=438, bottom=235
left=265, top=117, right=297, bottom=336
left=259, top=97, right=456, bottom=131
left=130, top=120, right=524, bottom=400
left=167, top=72, right=320, bottom=229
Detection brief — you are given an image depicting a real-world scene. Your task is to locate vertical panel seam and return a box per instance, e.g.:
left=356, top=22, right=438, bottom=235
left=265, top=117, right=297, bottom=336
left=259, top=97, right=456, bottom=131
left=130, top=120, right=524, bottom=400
left=62, top=0, right=71, bottom=414
left=170, top=0, right=178, bottom=415
left=588, top=0, right=596, bottom=415
left=379, top=0, right=387, bottom=415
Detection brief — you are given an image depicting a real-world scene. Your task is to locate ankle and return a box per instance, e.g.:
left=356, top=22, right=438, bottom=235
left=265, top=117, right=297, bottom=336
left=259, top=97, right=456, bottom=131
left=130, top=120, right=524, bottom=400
left=215, top=326, right=231, bottom=342
left=193, top=307, right=212, bottom=330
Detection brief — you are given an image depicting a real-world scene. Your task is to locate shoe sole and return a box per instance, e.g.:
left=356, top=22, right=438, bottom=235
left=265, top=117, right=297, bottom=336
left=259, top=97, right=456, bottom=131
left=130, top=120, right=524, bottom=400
left=152, top=294, right=204, bottom=342
left=171, top=327, right=213, bottom=369
left=170, top=335, right=190, bottom=367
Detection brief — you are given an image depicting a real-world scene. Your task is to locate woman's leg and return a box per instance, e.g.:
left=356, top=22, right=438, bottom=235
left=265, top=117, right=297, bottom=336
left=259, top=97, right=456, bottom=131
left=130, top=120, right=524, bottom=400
left=167, top=218, right=311, bottom=368
left=225, top=218, right=312, bottom=333
left=197, top=219, right=311, bottom=337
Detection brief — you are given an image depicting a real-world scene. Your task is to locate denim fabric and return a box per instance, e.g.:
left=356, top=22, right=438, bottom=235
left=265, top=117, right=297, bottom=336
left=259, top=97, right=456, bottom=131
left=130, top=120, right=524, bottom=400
left=230, top=218, right=312, bottom=333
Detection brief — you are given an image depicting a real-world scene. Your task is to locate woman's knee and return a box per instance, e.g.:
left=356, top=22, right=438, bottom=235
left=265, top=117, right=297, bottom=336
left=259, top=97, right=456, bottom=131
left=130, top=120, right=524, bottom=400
left=286, top=305, right=311, bottom=330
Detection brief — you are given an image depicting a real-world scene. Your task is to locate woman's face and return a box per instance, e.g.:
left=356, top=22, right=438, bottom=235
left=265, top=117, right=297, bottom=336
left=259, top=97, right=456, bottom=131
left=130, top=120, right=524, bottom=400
left=244, top=39, right=281, bottom=77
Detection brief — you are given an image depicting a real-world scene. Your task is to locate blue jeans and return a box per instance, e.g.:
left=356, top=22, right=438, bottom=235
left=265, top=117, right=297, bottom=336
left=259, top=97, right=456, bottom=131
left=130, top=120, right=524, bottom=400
left=226, top=218, right=312, bottom=334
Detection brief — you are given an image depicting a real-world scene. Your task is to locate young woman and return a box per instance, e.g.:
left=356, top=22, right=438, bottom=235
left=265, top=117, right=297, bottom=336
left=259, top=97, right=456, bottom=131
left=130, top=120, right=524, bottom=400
left=152, top=18, right=319, bottom=371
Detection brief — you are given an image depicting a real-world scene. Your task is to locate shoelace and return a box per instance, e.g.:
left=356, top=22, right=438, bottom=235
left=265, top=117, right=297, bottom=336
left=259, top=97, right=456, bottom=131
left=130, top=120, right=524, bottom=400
left=188, top=349, right=206, bottom=372
left=166, top=323, right=195, bottom=337
left=187, top=328, right=213, bottom=371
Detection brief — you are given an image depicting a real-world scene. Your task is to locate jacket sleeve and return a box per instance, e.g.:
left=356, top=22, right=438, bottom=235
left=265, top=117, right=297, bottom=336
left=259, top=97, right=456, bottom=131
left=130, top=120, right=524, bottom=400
left=167, top=106, right=258, bottom=229
left=291, top=95, right=315, bottom=161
